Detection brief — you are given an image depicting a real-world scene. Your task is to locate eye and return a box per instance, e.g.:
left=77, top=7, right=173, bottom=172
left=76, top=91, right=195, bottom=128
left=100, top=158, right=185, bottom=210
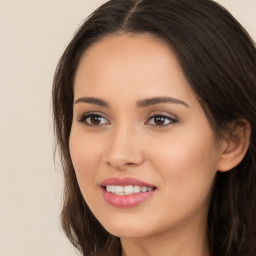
left=78, top=113, right=110, bottom=126
left=146, top=114, right=177, bottom=127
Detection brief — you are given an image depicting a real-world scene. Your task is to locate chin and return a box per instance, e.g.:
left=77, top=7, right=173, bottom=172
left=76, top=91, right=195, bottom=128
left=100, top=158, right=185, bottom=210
left=100, top=218, right=153, bottom=239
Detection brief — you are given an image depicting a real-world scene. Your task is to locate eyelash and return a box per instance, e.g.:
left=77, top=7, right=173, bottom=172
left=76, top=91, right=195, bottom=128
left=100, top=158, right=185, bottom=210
left=146, top=114, right=177, bottom=127
left=77, top=112, right=177, bottom=128
left=77, top=112, right=110, bottom=126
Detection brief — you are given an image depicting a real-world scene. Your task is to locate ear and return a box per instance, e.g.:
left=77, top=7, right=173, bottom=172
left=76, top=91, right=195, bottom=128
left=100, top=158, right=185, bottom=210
left=217, top=119, right=251, bottom=172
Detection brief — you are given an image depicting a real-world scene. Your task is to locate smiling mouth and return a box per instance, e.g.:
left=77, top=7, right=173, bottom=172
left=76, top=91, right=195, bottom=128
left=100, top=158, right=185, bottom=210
left=100, top=177, right=157, bottom=207
left=102, top=185, right=156, bottom=195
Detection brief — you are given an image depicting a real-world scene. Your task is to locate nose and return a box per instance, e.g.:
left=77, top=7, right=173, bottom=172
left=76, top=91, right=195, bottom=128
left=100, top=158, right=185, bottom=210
left=103, top=124, right=144, bottom=170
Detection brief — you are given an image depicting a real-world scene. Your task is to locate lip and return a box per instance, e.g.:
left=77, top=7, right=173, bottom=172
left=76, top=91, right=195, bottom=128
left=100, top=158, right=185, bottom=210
left=100, top=177, right=157, bottom=208
left=100, top=177, right=156, bottom=187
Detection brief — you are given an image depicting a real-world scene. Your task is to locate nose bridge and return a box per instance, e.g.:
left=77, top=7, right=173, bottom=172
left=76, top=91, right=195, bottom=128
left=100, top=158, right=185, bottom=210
left=104, top=120, right=143, bottom=169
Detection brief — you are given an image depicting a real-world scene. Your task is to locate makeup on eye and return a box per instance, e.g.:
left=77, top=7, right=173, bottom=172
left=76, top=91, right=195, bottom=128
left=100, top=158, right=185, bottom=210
left=77, top=112, right=110, bottom=126
left=77, top=111, right=178, bottom=128
left=146, top=114, right=177, bottom=127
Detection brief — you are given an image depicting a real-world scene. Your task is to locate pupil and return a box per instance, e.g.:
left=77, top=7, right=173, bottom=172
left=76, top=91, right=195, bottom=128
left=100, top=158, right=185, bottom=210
left=154, top=116, right=164, bottom=125
left=91, top=116, right=101, bottom=125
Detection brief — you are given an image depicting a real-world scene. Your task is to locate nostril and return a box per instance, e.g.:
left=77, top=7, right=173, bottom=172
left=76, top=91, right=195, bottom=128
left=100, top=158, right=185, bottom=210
left=127, top=162, right=135, bottom=166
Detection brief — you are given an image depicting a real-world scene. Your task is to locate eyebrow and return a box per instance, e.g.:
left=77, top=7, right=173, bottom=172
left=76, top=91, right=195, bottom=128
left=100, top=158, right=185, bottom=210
left=137, top=97, right=189, bottom=108
left=74, top=97, right=109, bottom=107
left=73, top=96, right=189, bottom=108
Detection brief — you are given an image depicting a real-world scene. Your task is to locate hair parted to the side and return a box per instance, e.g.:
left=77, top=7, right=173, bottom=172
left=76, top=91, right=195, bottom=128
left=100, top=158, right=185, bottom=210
left=52, top=0, right=256, bottom=255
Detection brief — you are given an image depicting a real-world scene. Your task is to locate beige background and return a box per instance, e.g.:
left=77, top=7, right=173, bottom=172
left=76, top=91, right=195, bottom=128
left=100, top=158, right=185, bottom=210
left=0, top=1, right=255, bottom=255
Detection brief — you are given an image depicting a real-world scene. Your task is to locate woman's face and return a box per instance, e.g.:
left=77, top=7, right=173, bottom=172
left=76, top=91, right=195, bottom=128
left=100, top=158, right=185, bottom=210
left=70, top=34, right=221, bottom=239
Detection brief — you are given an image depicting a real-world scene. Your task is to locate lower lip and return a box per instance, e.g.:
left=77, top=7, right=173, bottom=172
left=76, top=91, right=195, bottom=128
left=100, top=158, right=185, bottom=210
left=101, top=188, right=155, bottom=208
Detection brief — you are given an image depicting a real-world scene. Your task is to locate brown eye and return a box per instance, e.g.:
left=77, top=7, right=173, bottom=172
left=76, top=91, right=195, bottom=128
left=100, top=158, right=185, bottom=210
left=154, top=116, right=166, bottom=126
left=89, top=115, right=102, bottom=125
left=146, top=114, right=177, bottom=127
left=78, top=113, right=109, bottom=126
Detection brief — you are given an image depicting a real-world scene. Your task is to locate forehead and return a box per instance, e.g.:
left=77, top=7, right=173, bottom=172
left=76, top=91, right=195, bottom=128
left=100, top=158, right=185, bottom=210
left=73, top=33, right=197, bottom=106
left=75, top=33, right=178, bottom=81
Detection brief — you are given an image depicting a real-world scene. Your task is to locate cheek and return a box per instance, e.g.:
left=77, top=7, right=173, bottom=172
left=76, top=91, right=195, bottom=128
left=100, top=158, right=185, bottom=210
left=69, top=130, right=104, bottom=190
left=153, top=132, right=216, bottom=167
left=149, top=128, right=218, bottom=202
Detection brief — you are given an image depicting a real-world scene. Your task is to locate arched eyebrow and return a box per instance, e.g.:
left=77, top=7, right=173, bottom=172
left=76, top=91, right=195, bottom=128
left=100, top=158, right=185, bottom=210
left=74, top=97, right=109, bottom=107
left=73, top=96, right=189, bottom=108
left=137, top=97, right=189, bottom=108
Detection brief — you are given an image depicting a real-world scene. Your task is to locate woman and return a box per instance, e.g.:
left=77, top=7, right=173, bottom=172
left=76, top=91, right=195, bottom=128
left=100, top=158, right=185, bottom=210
left=52, top=0, right=256, bottom=255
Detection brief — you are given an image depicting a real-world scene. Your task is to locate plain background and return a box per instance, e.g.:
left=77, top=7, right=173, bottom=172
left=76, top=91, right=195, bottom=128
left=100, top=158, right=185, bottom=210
left=0, top=1, right=255, bottom=255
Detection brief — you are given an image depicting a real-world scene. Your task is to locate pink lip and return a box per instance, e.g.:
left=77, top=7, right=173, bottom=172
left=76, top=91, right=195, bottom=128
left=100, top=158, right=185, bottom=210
left=100, top=177, right=157, bottom=208
left=100, top=177, right=156, bottom=187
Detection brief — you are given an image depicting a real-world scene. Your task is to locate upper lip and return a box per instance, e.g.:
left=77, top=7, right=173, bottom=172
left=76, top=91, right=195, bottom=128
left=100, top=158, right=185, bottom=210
left=100, top=177, right=156, bottom=188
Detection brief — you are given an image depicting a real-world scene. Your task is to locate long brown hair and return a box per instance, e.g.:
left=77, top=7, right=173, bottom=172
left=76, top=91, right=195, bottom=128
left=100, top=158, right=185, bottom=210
left=52, top=0, right=256, bottom=255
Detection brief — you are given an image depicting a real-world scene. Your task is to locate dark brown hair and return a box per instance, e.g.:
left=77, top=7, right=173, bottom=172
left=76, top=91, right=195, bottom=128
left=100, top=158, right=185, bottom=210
left=52, top=0, right=256, bottom=255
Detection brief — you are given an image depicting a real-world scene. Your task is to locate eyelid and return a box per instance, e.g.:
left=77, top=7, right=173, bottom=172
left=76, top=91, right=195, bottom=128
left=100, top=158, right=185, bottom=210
left=76, top=111, right=178, bottom=128
left=149, top=111, right=178, bottom=119
left=145, top=111, right=178, bottom=127
left=77, top=111, right=111, bottom=126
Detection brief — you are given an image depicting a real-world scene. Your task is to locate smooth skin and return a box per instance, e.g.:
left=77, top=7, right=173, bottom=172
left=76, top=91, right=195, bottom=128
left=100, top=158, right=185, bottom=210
left=69, top=33, right=250, bottom=256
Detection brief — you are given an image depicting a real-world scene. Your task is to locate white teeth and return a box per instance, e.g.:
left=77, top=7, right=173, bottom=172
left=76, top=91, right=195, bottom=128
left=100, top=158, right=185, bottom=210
left=110, top=185, right=116, bottom=193
left=115, top=186, right=124, bottom=193
left=141, top=186, right=147, bottom=193
left=105, top=185, right=154, bottom=195
left=134, top=185, right=140, bottom=193
left=124, top=185, right=133, bottom=194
